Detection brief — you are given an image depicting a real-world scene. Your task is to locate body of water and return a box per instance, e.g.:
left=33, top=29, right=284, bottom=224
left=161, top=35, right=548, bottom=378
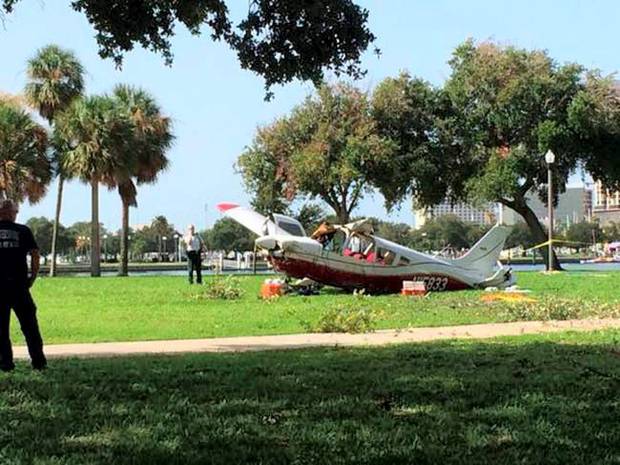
left=509, top=262, right=620, bottom=272
left=59, top=262, right=620, bottom=277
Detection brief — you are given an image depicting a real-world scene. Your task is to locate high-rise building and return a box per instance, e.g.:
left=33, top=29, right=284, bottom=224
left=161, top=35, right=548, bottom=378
left=593, top=181, right=620, bottom=226
left=414, top=201, right=497, bottom=229
left=501, top=187, right=593, bottom=228
left=417, top=187, right=593, bottom=229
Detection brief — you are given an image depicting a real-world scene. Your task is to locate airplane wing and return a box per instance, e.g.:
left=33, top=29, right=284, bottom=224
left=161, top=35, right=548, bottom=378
left=217, top=203, right=308, bottom=238
left=216, top=203, right=276, bottom=237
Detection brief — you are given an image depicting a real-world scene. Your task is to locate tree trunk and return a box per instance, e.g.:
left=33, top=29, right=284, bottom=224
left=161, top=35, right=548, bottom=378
left=335, top=209, right=349, bottom=224
left=118, top=199, right=129, bottom=276
left=90, top=179, right=101, bottom=277
left=49, top=175, right=64, bottom=277
left=510, top=199, right=563, bottom=271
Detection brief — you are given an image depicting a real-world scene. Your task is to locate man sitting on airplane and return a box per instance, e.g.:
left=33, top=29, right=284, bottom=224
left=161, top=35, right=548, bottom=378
left=311, top=222, right=337, bottom=251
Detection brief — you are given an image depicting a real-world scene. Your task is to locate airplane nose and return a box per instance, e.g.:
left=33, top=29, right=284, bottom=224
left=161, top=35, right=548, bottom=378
left=256, top=236, right=278, bottom=250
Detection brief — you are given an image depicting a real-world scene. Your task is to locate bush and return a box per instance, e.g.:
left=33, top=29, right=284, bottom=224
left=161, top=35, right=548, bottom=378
left=499, top=298, right=620, bottom=321
left=198, top=276, right=244, bottom=300
left=309, top=301, right=379, bottom=334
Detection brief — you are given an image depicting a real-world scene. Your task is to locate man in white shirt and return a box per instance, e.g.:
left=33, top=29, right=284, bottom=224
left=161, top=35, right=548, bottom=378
left=183, top=224, right=205, bottom=284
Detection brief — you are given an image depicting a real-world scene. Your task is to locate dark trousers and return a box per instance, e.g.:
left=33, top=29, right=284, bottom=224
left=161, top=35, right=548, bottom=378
left=0, top=287, right=46, bottom=370
left=187, top=251, right=202, bottom=284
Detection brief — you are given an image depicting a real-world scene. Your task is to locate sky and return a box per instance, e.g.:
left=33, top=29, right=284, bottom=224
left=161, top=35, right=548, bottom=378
left=1, top=0, right=619, bottom=231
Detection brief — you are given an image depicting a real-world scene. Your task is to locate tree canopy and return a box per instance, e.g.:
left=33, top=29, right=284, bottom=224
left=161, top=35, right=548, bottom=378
left=370, top=72, right=450, bottom=208
left=237, top=83, right=395, bottom=222
left=206, top=217, right=255, bottom=253
left=369, top=40, right=620, bottom=270
left=0, top=101, right=51, bottom=203
left=2, top=0, right=375, bottom=97
left=24, top=45, right=85, bottom=125
left=26, top=216, right=74, bottom=257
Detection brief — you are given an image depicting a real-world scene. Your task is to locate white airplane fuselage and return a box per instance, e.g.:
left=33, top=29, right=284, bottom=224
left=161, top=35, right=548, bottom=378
left=218, top=203, right=513, bottom=293
left=257, top=234, right=512, bottom=293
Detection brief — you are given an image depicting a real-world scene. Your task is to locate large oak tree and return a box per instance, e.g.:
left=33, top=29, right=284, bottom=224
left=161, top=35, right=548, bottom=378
left=237, top=83, right=395, bottom=223
left=371, top=41, right=620, bottom=270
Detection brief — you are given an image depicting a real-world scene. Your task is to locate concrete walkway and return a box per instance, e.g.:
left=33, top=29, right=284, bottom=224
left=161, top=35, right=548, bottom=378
left=14, top=318, right=620, bottom=360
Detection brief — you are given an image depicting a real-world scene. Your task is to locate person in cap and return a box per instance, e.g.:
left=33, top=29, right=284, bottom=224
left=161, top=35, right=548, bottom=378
left=0, top=199, right=46, bottom=371
left=183, top=224, right=205, bottom=284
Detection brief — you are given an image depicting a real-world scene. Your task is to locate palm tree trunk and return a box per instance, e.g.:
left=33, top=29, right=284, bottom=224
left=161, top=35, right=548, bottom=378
left=49, top=175, right=64, bottom=277
left=119, top=199, right=129, bottom=276
left=91, top=179, right=101, bottom=277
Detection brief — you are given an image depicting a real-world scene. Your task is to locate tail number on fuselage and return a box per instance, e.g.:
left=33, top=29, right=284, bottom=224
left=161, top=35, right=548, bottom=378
left=412, top=276, right=449, bottom=291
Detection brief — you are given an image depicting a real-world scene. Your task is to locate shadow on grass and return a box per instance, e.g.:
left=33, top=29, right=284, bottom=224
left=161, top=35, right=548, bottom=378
left=0, top=336, right=618, bottom=464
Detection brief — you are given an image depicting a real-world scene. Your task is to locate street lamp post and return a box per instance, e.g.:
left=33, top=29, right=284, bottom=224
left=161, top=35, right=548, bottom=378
left=103, top=234, right=108, bottom=263
left=545, top=149, right=555, bottom=272
left=162, top=236, right=167, bottom=261
left=174, top=234, right=180, bottom=262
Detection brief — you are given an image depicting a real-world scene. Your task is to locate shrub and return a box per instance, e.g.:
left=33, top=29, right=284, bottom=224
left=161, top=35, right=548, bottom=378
left=198, top=276, right=244, bottom=300
left=309, top=301, right=379, bottom=334
left=498, top=298, right=620, bottom=322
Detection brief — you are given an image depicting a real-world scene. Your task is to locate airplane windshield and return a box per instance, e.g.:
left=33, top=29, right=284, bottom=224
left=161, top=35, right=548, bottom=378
left=276, top=219, right=305, bottom=237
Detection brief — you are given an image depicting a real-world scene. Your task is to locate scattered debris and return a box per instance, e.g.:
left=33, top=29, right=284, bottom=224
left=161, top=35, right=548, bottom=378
left=260, top=279, right=285, bottom=299
left=481, top=292, right=537, bottom=303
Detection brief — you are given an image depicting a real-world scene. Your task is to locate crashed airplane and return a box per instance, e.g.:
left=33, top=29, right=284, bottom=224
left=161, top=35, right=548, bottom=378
left=217, top=203, right=514, bottom=293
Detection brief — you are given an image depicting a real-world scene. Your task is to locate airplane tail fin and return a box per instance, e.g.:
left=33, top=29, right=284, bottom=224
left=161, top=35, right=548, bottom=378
left=454, top=224, right=510, bottom=274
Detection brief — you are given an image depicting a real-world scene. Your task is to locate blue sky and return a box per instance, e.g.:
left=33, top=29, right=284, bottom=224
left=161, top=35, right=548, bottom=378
left=2, top=0, right=618, bottom=231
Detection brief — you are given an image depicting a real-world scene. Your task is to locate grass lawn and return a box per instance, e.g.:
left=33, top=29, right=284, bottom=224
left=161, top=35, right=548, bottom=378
left=0, top=330, right=618, bottom=464
left=18, top=270, right=620, bottom=344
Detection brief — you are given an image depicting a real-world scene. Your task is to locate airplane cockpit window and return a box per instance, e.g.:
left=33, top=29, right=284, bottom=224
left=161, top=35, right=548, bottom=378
left=276, top=219, right=305, bottom=237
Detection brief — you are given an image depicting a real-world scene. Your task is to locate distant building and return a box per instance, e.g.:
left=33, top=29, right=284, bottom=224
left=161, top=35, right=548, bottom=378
left=593, top=181, right=620, bottom=226
left=418, top=187, right=592, bottom=229
left=415, top=201, right=497, bottom=229
left=501, top=187, right=593, bottom=228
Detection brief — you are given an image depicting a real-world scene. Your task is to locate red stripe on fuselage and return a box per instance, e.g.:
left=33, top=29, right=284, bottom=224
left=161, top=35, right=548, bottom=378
left=271, top=256, right=471, bottom=293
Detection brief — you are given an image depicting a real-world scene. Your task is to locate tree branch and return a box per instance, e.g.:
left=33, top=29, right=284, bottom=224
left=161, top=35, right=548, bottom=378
left=347, top=182, right=365, bottom=215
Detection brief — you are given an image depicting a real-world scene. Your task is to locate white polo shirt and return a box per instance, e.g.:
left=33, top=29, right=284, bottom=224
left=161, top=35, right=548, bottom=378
left=185, top=234, right=202, bottom=252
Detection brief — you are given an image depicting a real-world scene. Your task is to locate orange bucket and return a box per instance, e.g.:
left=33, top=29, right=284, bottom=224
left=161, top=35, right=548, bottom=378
left=261, top=281, right=284, bottom=299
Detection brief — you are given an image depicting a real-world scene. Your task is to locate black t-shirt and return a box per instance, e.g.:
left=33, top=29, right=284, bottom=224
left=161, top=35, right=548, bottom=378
left=0, top=221, right=38, bottom=287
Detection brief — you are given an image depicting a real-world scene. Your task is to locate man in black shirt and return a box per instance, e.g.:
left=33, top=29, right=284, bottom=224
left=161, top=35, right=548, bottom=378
left=0, top=199, right=46, bottom=371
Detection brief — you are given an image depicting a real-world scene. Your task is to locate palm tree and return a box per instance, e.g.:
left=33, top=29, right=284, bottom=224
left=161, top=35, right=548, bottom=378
left=25, top=45, right=84, bottom=276
left=55, top=95, right=133, bottom=277
left=0, top=101, right=52, bottom=202
left=112, top=85, right=173, bottom=276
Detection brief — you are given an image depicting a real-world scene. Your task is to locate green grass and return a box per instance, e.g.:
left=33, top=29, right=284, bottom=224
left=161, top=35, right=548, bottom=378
left=18, top=270, right=620, bottom=344
left=0, top=330, right=618, bottom=464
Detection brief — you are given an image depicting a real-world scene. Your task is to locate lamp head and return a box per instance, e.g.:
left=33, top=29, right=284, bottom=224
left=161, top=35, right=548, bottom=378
left=545, top=150, right=555, bottom=164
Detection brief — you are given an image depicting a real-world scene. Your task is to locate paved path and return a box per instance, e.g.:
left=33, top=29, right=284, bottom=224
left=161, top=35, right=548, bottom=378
left=14, top=318, right=620, bottom=360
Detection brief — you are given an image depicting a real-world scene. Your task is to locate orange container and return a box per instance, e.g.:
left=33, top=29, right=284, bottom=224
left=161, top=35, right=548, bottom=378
left=261, top=282, right=284, bottom=299
left=401, top=280, right=427, bottom=296
left=401, top=288, right=427, bottom=296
